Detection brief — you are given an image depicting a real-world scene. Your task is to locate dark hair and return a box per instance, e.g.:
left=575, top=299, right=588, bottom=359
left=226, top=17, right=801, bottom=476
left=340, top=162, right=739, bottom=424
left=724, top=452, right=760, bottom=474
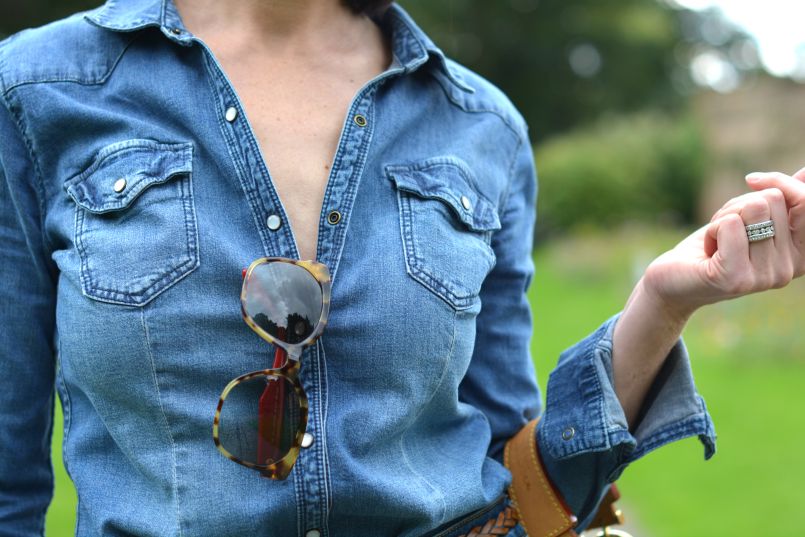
left=342, top=0, right=393, bottom=16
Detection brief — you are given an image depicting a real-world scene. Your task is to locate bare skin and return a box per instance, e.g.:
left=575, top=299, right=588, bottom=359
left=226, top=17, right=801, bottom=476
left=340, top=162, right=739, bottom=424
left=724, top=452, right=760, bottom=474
left=174, top=0, right=391, bottom=261
left=173, top=0, right=804, bottom=429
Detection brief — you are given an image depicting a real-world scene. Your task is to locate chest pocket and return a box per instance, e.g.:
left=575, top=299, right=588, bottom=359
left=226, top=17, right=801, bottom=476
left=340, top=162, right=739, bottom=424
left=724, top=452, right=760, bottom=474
left=386, top=156, right=501, bottom=310
left=64, top=139, right=199, bottom=306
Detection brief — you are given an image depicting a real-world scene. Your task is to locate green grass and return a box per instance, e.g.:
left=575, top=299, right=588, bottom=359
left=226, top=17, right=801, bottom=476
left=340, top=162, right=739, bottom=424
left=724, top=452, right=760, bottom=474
left=48, top=402, right=77, bottom=536
left=46, top=225, right=805, bottom=535
left=530, top=225, right=805, bottom=537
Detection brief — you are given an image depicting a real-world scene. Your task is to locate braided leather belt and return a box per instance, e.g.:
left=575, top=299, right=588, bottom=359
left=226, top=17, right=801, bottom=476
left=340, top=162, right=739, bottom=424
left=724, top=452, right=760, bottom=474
left=456, top=504, right=520, bottom=537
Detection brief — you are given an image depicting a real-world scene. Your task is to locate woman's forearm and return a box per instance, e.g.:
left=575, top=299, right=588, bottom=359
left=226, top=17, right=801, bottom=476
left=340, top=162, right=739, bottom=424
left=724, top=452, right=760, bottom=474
left=611, top=276, right=694, bottom=426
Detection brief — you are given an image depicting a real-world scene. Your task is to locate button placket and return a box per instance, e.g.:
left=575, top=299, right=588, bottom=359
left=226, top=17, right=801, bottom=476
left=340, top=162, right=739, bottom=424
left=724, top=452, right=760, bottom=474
left=202, top=42, right=389, bottom=532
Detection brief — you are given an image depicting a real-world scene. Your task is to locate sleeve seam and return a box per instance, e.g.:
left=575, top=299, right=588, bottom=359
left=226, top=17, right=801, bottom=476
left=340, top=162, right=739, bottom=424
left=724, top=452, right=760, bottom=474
left=0, top=88, right=56, bottom=258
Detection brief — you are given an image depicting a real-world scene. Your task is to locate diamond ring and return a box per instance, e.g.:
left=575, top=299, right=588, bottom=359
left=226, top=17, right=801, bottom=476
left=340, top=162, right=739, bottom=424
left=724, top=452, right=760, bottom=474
left=745, top=220, right=775, bottom=242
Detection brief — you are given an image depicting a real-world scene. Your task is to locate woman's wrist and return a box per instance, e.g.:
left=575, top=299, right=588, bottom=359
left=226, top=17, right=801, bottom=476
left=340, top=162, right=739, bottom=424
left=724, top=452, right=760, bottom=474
left=612, top=275, right=694, bottom=425
left=638, top=264, right=701, bottom=327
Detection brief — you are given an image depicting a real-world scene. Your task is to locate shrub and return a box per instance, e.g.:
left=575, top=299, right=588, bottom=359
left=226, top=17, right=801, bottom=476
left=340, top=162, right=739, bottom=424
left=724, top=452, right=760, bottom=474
left=533, top=111, right=707, bottom=240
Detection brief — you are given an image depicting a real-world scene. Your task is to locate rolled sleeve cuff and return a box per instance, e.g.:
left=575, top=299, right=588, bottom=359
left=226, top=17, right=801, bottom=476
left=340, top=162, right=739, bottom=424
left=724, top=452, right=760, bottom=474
left=536, top=311, right=716, bottom=527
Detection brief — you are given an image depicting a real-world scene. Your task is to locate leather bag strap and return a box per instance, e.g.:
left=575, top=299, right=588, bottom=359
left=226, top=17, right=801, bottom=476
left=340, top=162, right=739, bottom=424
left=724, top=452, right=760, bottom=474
left=504, top=418, right=627, bottom=537
left=504, top=418, right=579, bottom=537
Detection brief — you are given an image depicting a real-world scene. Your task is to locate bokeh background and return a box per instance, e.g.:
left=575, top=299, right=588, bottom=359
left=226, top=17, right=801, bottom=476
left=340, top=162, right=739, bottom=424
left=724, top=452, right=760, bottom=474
left=2, top=0, right=804, bottom=535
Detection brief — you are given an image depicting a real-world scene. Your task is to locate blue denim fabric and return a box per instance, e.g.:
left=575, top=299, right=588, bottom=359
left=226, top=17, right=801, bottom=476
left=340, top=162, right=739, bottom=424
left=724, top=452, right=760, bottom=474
left=0, top=1, right=716, bottom=535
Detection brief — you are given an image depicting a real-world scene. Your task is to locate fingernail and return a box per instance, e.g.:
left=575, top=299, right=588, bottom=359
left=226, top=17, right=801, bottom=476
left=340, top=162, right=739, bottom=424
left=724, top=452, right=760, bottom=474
left=745, top=173, right=763, bottom=182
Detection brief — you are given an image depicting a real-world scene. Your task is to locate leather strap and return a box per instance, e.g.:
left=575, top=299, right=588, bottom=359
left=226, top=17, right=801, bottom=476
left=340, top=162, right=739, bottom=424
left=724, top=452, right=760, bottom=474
left=504, top=418, right=579, bottom=537
left=504, top=418, right=627, bottom=537
left=456, top=505, right=520, bottom=537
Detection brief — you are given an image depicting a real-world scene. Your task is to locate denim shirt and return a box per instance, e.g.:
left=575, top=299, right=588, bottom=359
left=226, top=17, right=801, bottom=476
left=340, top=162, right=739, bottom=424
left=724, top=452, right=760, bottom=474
left=0, top=1, right=716, bottom=536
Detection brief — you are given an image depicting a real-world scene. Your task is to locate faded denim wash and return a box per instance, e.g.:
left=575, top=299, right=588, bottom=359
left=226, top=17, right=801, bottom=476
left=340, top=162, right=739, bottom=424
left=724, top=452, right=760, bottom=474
left=0, top=1, right=716, bottom=536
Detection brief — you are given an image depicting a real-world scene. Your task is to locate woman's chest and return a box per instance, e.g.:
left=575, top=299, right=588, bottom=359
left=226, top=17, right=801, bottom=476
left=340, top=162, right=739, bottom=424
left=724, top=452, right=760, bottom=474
left=218, top=53, right=380, bottom=261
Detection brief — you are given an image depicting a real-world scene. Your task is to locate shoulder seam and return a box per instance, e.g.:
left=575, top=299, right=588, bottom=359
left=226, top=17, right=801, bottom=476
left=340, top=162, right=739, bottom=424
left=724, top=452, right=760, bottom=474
left=0, top=27, right=140, bottom=95
left=428, top=69, right=526, bottom=143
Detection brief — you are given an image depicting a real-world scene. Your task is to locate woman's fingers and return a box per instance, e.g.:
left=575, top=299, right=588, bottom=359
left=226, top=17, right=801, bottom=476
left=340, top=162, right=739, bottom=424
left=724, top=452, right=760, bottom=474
left=793, top=167, right=805, bottom=182
left=744, top=172, right=805, bottom=273
left=706, top=213, right=748, bottom=277
left=704, top=190, right=795, bottom=295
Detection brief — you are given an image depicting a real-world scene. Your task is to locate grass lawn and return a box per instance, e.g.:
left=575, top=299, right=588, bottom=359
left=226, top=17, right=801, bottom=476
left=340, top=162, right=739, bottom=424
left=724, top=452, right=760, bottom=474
left=530, top=225, right=805, bottom=537
left=46, top=225, right=805, bottom=535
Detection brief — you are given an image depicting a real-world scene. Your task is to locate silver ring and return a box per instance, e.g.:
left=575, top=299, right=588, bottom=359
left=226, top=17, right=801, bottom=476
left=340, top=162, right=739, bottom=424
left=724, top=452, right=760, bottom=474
left=745, top=219, right=775, bottom=242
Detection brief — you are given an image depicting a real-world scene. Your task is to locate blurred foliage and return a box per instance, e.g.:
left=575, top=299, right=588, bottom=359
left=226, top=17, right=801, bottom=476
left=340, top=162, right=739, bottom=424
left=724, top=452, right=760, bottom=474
left=0, top=0, right=99, bottom=39
left=402, top=0, right=690, bottom=139
left=534, top=111, right=706, bottom=238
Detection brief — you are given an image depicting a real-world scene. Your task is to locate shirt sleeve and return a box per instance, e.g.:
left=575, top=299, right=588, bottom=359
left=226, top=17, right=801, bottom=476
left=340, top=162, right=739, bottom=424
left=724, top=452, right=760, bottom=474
left=459, top=119, right=717, bottom=532
left=0, top=78, right=58, bottom=536
left=537, top=310, right=716, bottom=530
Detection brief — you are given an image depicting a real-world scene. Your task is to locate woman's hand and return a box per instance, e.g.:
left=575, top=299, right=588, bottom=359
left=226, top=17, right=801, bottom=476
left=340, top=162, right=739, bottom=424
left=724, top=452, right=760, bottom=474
left=611, top=168, right=805, bottom=424
left=638, top=169, right=805, bottom=320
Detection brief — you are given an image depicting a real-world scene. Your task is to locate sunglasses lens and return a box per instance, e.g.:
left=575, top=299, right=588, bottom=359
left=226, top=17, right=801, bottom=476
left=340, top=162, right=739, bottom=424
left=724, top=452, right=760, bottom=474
left=218, top=374, right=302, bottom=467
left=244, top=262, right=323, bottom=345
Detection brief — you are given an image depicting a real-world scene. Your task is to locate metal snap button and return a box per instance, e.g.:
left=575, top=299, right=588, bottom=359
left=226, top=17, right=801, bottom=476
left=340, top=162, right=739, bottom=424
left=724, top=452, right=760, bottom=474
left=353, top=114, right=367, bottom=127
left=327, top=210, right=342, bottom=225
left=171, top=27, right=182, bottom=35
left=266, top=214, right=282, bottom=231
left=460, top=195, right=471, bottom=210
left=562, top=426, right=575, bottom=441
left=113, top=178, right=127, bottom=193
left=225, top=106, right=238, bottom=122
left=301, top=432, right=314, bottom=448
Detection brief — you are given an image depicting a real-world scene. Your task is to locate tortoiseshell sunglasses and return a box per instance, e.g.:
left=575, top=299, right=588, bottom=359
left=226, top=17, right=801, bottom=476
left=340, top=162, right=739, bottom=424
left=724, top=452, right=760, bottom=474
left=213, top=257, right=331, bottom=480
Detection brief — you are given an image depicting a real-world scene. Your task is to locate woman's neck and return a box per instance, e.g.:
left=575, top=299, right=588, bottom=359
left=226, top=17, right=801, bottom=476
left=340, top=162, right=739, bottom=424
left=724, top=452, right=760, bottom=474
left=173, top=0, right=380, bottom=56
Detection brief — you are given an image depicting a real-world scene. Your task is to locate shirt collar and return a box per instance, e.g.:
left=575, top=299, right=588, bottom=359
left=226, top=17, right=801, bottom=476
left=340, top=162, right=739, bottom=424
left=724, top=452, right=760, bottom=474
left=83, top=0, right=475, bottom=93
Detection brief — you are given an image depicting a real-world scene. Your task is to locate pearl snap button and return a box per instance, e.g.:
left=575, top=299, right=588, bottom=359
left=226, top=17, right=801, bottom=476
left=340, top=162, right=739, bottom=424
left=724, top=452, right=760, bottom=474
left=460, top=195, right=471, bottom=210
left=562, top=426, right=575, bottom=441
left=225, top=107, right=238, bottom=122
left=301, top=432, right=314, bottom=448
left=266, top=214, right=282, bottom=231
left=305, top=530, right=321, bottom=537
left=113, top=178, right=127, bottom=193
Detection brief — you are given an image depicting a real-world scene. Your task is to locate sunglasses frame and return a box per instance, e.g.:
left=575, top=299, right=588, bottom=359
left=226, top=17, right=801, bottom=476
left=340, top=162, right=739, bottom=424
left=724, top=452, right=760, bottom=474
left=213, top=257, right=331, bottom=480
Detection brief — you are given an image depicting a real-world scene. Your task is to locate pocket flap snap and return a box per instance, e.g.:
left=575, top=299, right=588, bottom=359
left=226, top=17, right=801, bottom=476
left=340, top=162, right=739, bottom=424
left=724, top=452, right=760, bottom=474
left=65, top=139, right=194, bottom=214
left=386, top=157, right=501, bottom=232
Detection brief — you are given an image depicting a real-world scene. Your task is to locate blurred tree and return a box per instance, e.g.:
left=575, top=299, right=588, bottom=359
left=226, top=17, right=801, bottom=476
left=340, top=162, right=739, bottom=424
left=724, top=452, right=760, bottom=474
left=402, top=0, right=692, bottom=140
left=0, top=0, right=99, bottom=40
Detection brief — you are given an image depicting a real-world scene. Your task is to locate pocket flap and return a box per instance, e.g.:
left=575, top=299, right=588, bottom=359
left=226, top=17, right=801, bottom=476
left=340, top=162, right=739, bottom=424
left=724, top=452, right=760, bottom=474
left=65, top=139, right=194, bottom=214
left=385, top=157, right=501, bottom=232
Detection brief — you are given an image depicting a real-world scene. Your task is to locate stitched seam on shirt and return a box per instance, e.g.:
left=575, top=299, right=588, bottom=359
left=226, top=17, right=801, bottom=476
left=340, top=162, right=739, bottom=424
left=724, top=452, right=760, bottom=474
left=141, top=308, right=185, bottom=537
left=316, top=340, right=334, bottom=525
left=319, top=87, right=376, bottom=287
left=428, top=72, right=525, bottom=143
left=160, top=0, right=169, bottom=26
left=1, top=33, right=140, bottom=92
left=497, top=133, right=526, bottom=230
left=199, top=49, right=275, bottom=257
left=312, top=344, right=330, bottom=535
left=0, top=88, right=56, bottom=261
left=399, top=309, right=457, bottom=527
